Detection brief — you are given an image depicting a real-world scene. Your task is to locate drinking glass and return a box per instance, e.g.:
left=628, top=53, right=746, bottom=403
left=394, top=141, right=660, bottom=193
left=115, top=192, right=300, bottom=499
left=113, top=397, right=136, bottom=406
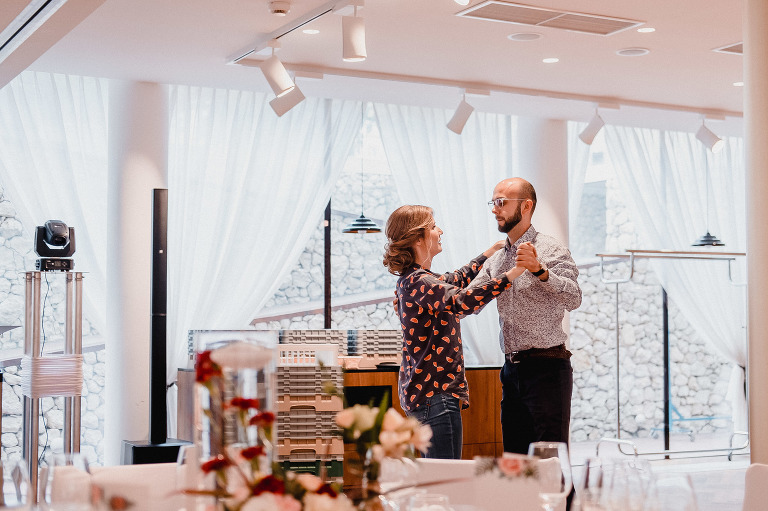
left=0, top=459, right=32, bottom=510
left=409, top=493, right=453, bottom=511
left=528, top=442, right=572, bottom=511
left=578, top=457, right=607, bottom=511
left=42, top=453, right=98, bottom=511
left=644, top=472, right=698, bottom=511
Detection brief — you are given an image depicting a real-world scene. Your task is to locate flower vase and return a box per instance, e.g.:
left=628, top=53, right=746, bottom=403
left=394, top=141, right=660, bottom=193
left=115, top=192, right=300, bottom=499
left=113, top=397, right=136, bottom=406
left=191, top=330, right=278, bottom=505
left=359, top=448, right=385, bottom=511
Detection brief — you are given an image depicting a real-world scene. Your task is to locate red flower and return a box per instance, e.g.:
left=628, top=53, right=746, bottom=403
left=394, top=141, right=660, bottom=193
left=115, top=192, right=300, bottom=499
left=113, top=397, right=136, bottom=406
left=249, top=411, right=276, bottom=427
left=227, top=397, right=261, bottom=410
left=240, top=445, right=266, bottom=460
left=315, top=483, right=338, bottom=498
left=195, top=350, right=222, bottom=384
left=201, top=455, right=232, bottom=474
left=252, top=475, right=285, bottom=495
left=108, top=496, right=133, bottom=510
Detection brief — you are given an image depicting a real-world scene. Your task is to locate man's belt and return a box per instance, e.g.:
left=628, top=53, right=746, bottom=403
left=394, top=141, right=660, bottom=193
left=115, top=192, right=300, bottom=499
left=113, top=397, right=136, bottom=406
left=505, top=344, right=572, bottom=363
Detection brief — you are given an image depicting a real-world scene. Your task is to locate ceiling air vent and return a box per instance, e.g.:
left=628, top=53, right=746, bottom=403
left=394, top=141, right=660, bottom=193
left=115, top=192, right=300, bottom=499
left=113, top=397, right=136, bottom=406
left=713, top=42, right=743, bottom=55
left=457, top=1, right=643, bottom=36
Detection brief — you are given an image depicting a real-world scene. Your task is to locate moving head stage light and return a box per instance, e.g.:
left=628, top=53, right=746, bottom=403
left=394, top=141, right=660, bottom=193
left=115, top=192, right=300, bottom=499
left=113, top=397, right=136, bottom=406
left=34, top=220, right=76, bottom=271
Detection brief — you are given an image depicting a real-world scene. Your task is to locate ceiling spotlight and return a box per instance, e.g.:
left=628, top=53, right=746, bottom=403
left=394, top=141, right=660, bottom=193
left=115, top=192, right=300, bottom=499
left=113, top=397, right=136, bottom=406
left=261, top=53, right=296, bottom=98
left=542, top=57, right=559, bottom=63
left=342, top=13, right=366, bottom=62
left=269, top=84, right=305, bottom=117
left=696, top=122, right=724, bottom=153
left=637, top=27, right=656, bottom=33
left=303, top=29, right=320, bottom=35
left=269, top=1, right=291, bottom=16
left=454, top=0, right=470, bottom=5
left=733, top=81, right=744, bottom=87
left=579, top=111, right=605, bottom=145
left=446, top=95, right=475, bottom=135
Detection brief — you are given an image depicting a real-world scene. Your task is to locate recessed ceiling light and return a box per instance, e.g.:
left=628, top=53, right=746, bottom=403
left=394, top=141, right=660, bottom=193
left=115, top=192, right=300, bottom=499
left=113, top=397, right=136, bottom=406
left=302, top=29, right=320, bottom=35
left=637, top=27, right=655, bottom=33
left=616, top=47, right=650, bottom=57
left=508, top=32, right=542, bottom=41
left=542, top=57, right=559, bottom=63
left=455, top=0, right=470, bottom=5
left=733, top=81, right=744, bottom=87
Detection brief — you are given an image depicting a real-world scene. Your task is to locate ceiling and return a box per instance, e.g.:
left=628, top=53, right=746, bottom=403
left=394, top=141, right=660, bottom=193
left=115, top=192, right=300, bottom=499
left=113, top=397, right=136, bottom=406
left=3, top=0, right=745, bottom=135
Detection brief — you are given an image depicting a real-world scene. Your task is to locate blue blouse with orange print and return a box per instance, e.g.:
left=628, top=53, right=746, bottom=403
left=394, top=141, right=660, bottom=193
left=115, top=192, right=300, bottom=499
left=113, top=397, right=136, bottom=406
left=395, top=254, right=512, bottom=412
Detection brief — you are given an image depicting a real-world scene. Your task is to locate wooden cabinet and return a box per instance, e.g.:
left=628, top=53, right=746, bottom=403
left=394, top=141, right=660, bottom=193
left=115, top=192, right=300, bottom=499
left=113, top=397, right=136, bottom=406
left=343, top=367, right=503, bottom=460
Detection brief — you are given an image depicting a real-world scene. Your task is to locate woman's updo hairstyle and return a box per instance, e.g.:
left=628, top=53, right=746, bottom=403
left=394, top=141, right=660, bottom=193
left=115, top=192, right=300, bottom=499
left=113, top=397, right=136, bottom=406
left=383, top=205, right=433, bottom=276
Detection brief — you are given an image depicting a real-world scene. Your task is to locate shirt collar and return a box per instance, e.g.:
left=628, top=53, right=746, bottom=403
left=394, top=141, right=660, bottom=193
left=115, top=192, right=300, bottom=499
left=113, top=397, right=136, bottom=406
left=505, top=225, right=537, bottom=250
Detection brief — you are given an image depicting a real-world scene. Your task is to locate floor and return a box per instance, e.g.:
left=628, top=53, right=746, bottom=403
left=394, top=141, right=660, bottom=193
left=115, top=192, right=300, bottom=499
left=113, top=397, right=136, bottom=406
left=569, top=432, right=749, bottom=510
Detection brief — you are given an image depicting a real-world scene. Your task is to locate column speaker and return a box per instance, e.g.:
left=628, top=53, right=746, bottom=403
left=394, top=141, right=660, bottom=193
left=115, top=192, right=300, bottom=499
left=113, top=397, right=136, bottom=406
left=150, top=188, right=168, bottom=445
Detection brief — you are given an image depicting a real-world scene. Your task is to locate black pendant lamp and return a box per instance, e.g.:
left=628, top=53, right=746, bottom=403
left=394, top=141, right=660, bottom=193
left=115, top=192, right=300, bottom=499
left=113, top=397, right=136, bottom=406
left=692, top=163, right=724, bottom=247
left=343, top=103, right=381, bottom=234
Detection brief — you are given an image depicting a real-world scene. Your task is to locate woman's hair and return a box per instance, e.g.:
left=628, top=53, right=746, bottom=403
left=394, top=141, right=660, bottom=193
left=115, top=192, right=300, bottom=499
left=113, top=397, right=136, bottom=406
left=383, top=205, right=433, bottom=276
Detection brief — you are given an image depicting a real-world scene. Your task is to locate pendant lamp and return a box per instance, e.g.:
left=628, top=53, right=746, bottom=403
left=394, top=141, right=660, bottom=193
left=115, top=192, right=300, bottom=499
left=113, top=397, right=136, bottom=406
left=692, top=162, right=724, bottom=247
left=343, top=103, right=381, bottom=234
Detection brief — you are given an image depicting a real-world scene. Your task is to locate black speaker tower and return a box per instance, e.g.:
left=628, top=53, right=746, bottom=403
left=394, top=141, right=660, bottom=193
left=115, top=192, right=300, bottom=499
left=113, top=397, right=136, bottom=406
left=122, top=188, right=190, bottom=464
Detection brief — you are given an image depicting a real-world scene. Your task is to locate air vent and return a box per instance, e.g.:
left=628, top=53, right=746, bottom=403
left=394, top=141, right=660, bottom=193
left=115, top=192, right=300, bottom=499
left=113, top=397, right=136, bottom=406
left=713, top=42, right=743, bottom=55
left=457, top=1, right=643, bottom=36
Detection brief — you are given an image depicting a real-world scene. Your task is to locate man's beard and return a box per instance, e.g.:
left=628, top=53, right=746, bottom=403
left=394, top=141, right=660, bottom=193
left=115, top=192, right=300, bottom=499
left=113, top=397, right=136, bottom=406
left=497, top=204, right=523, bottom=233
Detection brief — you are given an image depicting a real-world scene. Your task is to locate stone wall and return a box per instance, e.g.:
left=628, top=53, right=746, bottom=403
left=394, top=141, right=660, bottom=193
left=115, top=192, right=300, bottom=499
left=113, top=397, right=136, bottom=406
left=0, top=185, right=105, bottom=465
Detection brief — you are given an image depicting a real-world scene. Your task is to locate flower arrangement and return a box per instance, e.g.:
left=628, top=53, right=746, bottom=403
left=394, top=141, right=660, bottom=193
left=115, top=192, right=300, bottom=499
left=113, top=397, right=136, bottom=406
left=191, top=348, right=357, bottom=511
left=475, top=455, right=539, bottom=480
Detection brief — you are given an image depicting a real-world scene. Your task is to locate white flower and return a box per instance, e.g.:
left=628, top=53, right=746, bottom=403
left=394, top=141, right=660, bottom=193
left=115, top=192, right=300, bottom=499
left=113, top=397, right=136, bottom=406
left=296, top=473, right=323, bottom=492
left=352, top=404, right=378, bottom=432
left=412, top=424, right=433, bottom=453
left=335, top=408, right=355, bottom=429
left=381, top=408, right=406, bottom=431
left=304, top=493, right=356, bottom=511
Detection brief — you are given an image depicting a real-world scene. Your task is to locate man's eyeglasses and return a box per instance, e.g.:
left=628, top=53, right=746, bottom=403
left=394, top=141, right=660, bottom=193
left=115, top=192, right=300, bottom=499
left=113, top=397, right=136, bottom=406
left=488, top=198, right=527, bottom=209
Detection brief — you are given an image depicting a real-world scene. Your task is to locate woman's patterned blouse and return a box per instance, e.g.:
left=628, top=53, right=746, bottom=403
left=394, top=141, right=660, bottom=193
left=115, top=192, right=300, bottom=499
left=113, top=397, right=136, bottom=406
left=395, top=254, right=512, bottom=412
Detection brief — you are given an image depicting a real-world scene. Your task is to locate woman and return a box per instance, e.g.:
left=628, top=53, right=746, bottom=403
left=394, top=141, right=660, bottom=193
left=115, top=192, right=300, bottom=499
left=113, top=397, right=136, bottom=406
left=382, top=205, right=524, bottom=459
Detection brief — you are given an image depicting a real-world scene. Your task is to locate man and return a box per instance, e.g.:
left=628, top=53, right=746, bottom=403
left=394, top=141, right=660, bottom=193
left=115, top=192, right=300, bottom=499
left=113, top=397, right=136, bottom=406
left=469, top=177, right=582, bottom=454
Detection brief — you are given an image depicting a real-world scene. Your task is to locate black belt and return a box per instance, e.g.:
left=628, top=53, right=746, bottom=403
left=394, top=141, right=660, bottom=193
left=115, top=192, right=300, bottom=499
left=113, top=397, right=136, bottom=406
left=505, top=344, right=571, bottom=364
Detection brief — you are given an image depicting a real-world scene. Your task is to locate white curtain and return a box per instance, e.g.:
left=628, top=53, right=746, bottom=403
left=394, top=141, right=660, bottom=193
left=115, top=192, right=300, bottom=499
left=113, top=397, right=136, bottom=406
left=603, top=125, right=747, bottom=430
left=0, top=71, right=108, bottom=335
left=568, top=121, right=592, bottom=237
left=373, top=103, right=515, bottom=366
left=166, top=87, right=363, bottom=431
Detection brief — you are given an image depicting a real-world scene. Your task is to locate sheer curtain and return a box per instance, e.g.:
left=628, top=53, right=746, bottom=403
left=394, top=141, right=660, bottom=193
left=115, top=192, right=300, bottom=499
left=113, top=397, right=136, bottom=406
left=568, top=121, right=592, bottom=236
left=166, top=87, right=362, bottom=431
left=0, top=71, right=108, bottom=335
left=373, top=103, right=515, bottom=366
left=604, top=126, right=747, bottom=429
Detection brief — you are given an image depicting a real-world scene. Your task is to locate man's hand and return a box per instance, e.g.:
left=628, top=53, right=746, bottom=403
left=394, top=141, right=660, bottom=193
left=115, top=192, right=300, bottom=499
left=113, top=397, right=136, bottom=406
left=516, top=242, right=541, bottom=273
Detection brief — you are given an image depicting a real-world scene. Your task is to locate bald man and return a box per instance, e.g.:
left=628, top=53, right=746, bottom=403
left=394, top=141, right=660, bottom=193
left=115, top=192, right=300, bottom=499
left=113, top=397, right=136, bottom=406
left=469, top=177, right=582, bottom=454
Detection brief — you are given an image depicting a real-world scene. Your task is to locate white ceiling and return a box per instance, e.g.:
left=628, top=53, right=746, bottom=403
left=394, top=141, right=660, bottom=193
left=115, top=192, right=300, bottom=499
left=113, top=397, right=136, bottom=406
left=5, top=0, right=746, bottom=135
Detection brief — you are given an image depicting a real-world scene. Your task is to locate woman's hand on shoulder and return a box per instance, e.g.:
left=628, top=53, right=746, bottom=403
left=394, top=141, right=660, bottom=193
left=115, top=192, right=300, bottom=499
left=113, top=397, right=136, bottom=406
left=504, top=264, right=526, bottom=281
left=483, top=240, right=506, bottom=258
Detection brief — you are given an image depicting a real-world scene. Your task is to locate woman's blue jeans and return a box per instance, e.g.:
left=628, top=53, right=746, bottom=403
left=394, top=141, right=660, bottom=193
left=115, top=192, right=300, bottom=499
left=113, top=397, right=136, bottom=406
left=406, top=393, right=462, bottom=459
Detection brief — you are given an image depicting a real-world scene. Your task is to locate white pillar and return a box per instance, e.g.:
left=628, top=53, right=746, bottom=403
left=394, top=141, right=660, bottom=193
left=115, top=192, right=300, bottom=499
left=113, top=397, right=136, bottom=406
left=744, top=0, right=768, bottom=464
left=515, top=117, right=570, bottom=244
left=105, top=81, right=168, bottom=465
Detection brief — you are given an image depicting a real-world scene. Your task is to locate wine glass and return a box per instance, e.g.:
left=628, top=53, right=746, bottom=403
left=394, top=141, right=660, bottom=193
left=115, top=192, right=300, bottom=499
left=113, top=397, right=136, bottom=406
left=42, top=453, right=98, bottom=511
left=0, top=459, right=32, bottom=510
left=528, top=442, right=572, bottom=511
left=644, top=472, right=698, bottom=511
left=577, top=457, right=607, bottom=511
left=409, top=493, right=453, bottom=511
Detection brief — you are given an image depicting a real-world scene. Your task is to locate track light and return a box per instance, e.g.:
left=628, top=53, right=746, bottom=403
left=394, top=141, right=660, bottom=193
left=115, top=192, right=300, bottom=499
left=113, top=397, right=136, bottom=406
left=446, top=95, right=475, bottom=135
left=579, top=111, right=605, bottom=145
left=261, top=52, right=296, bottom=98
left=696, top=122, right=724, bottom=153
left=342, top=9, right=366, bottom=62
left=269, top=84, right=305, bottom=117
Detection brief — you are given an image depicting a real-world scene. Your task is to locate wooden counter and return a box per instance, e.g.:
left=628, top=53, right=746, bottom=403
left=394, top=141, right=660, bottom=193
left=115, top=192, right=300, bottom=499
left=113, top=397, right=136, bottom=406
left=343, top=367, right=504, bottom=460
